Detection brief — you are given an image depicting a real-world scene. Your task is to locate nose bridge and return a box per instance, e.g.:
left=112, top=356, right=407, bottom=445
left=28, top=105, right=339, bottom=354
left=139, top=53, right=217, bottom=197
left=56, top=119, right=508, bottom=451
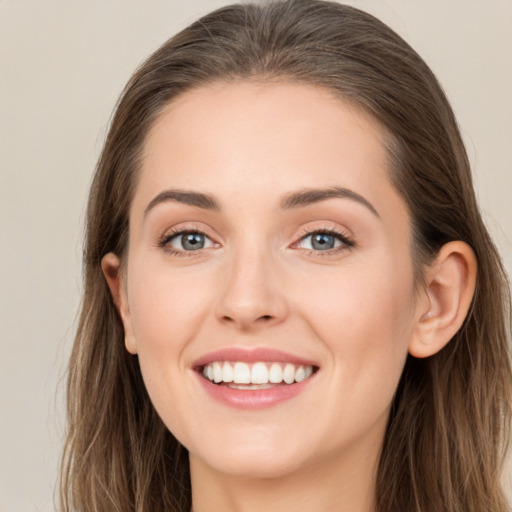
left=215, top=232, right=288, bottom=330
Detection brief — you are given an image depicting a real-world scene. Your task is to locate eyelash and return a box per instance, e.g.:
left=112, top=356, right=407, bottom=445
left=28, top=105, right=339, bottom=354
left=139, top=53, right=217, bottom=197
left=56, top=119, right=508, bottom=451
left=157, top=226, right=355, bottom=258
left=157, top=227, right=216, bottom=258
left=295, top=226, right=355, bottom=257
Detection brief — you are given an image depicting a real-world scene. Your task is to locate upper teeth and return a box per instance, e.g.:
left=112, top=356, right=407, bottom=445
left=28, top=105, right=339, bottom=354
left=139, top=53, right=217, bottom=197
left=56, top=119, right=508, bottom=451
left=202, top=361, right=314, bottom=385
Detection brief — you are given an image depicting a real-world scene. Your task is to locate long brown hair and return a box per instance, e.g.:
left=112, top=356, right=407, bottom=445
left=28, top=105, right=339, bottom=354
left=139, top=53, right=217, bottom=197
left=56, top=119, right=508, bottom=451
left=60, top=1, right=512, bottom=510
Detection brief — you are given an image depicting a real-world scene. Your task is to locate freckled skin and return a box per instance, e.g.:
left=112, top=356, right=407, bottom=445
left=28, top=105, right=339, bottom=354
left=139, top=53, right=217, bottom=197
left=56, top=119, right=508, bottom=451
left=117, top=81, right=423, bottom=510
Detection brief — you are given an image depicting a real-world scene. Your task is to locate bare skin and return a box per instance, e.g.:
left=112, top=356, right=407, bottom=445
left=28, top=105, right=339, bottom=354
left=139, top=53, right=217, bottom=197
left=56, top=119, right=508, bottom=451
left=102, top=81, right=477, bottom=512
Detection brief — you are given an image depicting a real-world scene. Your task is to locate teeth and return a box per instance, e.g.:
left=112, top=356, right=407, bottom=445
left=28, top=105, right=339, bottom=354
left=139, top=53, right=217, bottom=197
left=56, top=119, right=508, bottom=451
left=213, top=362, right=223, bottom=383
left=251, top=362, right=269, bottom=384
left=269, top=363, right=283, bottom=383
left=295, top=365, right=306, bottom=382
left=222, top=361, right=234, bottom=382
left=233, top=362, right=251, bottom=384
left=201, top=361, right=315, bottom=386
left=283, top=363, right=295, bottom=384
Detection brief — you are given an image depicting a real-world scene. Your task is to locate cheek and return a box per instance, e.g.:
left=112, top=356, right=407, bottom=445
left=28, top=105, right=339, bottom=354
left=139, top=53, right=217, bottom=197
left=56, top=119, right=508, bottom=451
left=125, top=263, right=215, bottom=402
left=300, top=259, right=415, bottom=341
left=128, top=260, right=214, bottom=347
left=124, top=270, right=218, bottom=449
left=297, top=260, right=415, bottom=409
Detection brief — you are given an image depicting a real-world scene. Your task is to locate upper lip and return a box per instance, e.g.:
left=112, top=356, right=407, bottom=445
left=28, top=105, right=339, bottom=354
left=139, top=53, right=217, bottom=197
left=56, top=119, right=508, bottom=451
left=192, top=347, right=319, bottom=369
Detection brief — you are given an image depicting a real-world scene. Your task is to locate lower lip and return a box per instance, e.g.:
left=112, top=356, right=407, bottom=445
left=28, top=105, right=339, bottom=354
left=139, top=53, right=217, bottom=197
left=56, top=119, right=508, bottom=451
left=195, top=372, right=315, bottom=409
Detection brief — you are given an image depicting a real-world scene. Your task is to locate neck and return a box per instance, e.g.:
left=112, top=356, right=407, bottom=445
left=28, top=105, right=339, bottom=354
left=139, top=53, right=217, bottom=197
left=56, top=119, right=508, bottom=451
left=189, top=442, right=380, bottom=512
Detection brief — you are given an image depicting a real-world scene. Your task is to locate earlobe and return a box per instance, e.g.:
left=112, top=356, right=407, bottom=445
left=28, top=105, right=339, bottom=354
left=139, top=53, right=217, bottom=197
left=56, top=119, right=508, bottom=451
left=408, top=241, right=477, bottom=359
left=101, top=252, right=138, bottom=354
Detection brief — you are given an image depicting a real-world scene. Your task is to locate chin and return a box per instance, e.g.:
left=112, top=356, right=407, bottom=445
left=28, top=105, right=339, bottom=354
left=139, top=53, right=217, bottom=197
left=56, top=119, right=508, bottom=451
left=189, top=437, right=313, bottom=480
left=199, top=455, right=307, bottom=480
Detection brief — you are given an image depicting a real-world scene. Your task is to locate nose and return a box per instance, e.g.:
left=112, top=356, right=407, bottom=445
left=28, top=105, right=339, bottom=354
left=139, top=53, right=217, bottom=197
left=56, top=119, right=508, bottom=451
left=214, top=245, right=289, bottom=331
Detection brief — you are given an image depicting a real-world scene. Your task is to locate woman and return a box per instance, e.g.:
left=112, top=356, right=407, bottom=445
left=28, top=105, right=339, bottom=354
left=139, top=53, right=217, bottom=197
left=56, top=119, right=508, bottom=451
left=60, top=1, right=512, bottom=511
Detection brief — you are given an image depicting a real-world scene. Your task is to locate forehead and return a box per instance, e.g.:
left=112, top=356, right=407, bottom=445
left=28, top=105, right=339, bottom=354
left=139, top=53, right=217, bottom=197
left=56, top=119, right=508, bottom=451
left=145, top=80, right=387, bottom=160
left=133, top=80, right=404, bottom=226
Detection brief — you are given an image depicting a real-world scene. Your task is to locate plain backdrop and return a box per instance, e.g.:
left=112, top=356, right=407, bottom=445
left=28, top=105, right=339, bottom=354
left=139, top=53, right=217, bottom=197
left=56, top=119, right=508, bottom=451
left=0, top=1, right=511, bottom=511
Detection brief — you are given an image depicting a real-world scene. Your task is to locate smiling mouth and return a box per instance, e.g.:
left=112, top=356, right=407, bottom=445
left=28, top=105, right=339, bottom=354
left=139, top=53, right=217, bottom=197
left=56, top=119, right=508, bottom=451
left=200, top=361, right=318, bottom=389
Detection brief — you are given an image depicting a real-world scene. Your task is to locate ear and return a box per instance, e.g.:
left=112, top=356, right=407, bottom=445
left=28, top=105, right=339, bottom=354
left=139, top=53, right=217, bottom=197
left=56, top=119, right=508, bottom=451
left=408, top=241, right=477, bottom=358
left=101, top=252, right=137, bottom=354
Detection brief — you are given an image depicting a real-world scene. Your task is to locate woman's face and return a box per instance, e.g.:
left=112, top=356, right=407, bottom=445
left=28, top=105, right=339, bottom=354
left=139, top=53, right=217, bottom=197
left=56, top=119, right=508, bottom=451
left=114, top=81, right=424, bottom=479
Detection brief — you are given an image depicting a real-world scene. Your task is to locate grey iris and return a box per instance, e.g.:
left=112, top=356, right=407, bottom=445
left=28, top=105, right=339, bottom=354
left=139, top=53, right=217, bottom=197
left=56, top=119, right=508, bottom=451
left=182, top=233, right=205, bottom=250
left=311, top=233, right=335, bottom=250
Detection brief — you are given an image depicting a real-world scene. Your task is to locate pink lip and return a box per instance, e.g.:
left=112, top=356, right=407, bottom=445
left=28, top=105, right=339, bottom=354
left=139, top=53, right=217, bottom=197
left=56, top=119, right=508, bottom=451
left=192, top=347, right=318, bottom=368
left=195, top=374, right=315, bottom=409
left=192, top=347, right=319, bottom=409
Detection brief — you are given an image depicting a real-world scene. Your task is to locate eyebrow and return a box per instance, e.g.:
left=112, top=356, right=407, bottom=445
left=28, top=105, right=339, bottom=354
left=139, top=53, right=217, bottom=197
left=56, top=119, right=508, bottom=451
left=145, top=189, right=221, bottom=215
left=144, top=186, right=379, bottom=218
left=281, top=186, right=379, bottom=217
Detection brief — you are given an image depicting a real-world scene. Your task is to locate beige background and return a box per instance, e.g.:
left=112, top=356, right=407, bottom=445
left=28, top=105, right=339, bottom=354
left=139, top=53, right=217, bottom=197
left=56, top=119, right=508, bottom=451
left=0, top=1, right=511, bottom=511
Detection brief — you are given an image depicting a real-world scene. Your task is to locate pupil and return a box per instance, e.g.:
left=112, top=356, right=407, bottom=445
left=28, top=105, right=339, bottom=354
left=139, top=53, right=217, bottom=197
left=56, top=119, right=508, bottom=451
left=182, top=233, right=204, bottom=250
left=312, top=233, right=334, bottom=250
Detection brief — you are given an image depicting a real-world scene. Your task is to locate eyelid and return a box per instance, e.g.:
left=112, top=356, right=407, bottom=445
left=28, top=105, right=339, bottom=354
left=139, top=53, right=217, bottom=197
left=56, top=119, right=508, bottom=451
left=291, top=224, right=355, bottom=256
left=156, top=223, right=219, bottom=256
left=157, top=223, right=355, bottom=257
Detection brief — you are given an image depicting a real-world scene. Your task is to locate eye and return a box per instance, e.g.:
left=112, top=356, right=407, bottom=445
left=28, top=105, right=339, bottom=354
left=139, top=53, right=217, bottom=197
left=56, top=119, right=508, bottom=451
left=294, top=228, right=354, bottom=255
left=159, top=230, right=216, bottom=255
